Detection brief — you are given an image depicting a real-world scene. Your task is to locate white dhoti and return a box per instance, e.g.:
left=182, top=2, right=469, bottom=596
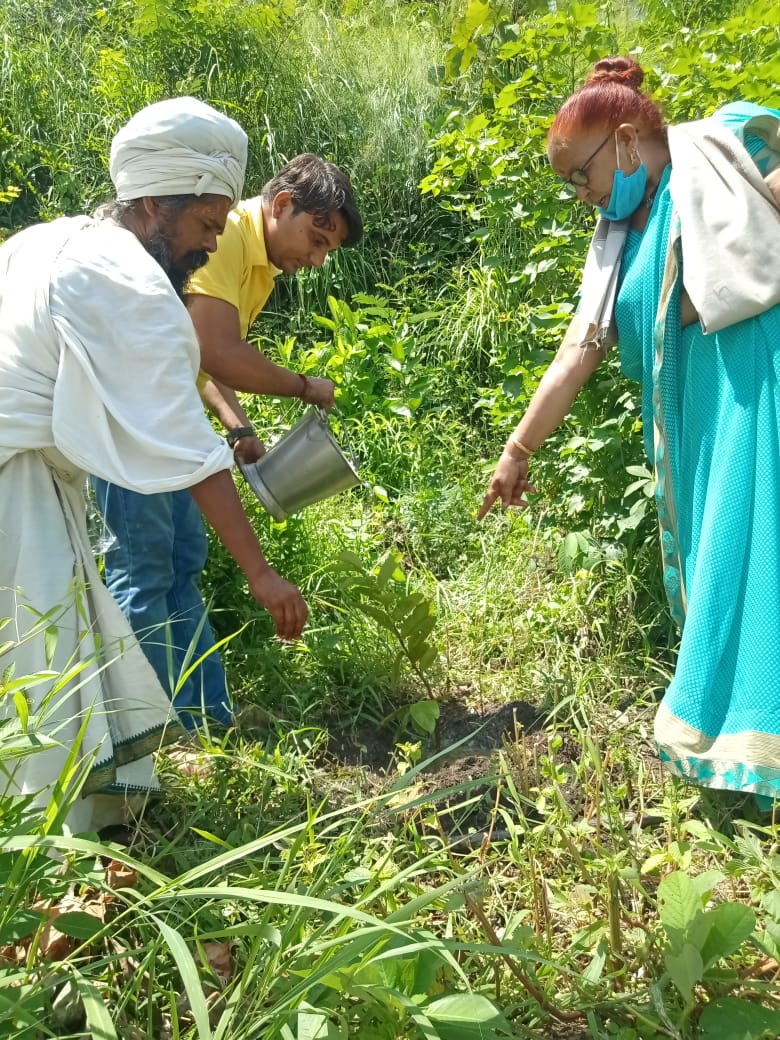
left=0, top=215, right=233, bottom=831
left=0, top=450, right=185, bottom=832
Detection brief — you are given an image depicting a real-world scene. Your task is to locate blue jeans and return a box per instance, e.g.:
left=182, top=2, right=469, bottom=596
left=90, top=479, right=232, bottom=729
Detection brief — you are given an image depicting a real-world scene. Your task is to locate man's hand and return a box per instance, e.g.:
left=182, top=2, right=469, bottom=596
left=477, top=451, right=537, bottom=520
left=248, top=568, right=309, bottom=641
left=233, top=434, right=266, bottom=465
left=301, top=376, right=336, bottom=410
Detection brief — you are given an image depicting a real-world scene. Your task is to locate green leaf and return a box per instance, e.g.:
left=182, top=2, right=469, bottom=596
left=153, top=916, right=213, bottom=1040
left=762, top=889, right=780, bottom=920
left=343, top=578, right=387, bottom=602
left=407, top=310, right=441, bottom=325
left=582, top=938, right=607, bottom=985
left=451, top=1, right=493, bottom=48
left=617, top=500, right=648, bottom=531
left=72, top=971, right=118, bottom=1040
left=658, top=871, right=702, bottom=948
left=357, top=603, right=394, bottom=630
left=388, top=403, right=413, bottom=418
left=12, top=690, right=29, bottom=730
left=376, top=552, right=404, bottom=589
left=343, top=866, right=373, bottom=883
left=408, top=635, right=437, bottom=665
left=54, top=911, right=105, bottom=942
left=699, top=902, right=756, bottom=968
left=423, top=992, right=511, bottom=1039
left=416, top=645, right=439, bottom=672
left=0, top=908, right=46, bottom=944
left=394, top=590, right=426, bottom=616
left=407, top=614, right=437, bottom=645
left=664, top=942, right=703, bottom=1005
left=297, top=1005, right=339, bottom=1040
left=412, top=948, right=443, bottom=997
left=331, top=550, right=366, bottom=574
left=409, top=701, right=440, bottom=735
left=563, top=532, right=579, bottom=559
left=43, top=625, right=58, bottom=668
left=311, top=313, right=336, bottom=331
left=400, top=602, right=434, bottom=640
left=699, top=996, right=780, bottom=1040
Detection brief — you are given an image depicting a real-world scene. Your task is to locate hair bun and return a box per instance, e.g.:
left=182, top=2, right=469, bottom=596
left=587, top=56, right=644, bottom=91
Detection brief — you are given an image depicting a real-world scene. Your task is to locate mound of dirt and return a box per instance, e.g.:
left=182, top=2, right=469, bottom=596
left=326, top=698, right=583, bottom=844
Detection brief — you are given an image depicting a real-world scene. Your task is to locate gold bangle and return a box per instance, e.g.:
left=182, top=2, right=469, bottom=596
left=509, top=436, right=535, bottom=458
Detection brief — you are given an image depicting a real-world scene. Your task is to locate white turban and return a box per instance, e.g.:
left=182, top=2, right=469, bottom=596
left=110, top=96, right=248, bottom=203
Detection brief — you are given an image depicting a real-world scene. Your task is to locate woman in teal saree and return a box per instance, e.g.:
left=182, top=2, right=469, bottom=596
left=480, top=56, right=780, bottom=800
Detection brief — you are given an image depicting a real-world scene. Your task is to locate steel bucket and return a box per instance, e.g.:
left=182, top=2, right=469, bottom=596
left=239, top=408, right=360, bottom=521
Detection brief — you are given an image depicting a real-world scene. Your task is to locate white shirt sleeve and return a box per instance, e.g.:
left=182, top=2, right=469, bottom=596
left=48, top=221, right=232, bottom=492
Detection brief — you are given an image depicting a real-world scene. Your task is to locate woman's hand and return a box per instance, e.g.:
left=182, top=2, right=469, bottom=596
left=477, top=449, right=537, bottom=520
left=248, top=568, right=309, bottom=641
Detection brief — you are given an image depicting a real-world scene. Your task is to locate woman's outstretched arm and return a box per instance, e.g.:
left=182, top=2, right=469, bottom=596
left=478, top=331, right=608, bottom=519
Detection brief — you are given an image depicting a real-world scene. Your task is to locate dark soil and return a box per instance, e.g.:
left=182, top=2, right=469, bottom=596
left=326, top=697, right=584, bottom=843
left=326, top=698, right=544, bottom=771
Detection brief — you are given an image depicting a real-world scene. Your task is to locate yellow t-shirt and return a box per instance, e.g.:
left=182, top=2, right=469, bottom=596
left=188, top=196, right=282, bottom=390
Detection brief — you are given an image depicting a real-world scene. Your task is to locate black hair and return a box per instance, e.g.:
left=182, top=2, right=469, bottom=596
left=261, top=154, right=363, bottom=247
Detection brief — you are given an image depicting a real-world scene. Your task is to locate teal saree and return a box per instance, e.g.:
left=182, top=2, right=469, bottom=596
left=615, top=102, right=780, bottom=796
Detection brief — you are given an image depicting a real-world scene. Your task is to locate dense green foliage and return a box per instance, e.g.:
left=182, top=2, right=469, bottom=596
left=3, top=0, right=780, bottom=1037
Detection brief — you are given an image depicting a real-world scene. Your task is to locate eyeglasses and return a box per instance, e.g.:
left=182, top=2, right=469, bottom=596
left=560, top=131, right=613, bottom=189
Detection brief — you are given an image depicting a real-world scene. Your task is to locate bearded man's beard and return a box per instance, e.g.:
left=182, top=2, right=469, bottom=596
left=146, top=233, right=209, bottom=298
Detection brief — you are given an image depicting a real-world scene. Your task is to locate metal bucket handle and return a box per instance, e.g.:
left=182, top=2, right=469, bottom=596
left=320, top=405, right=361, bottom=481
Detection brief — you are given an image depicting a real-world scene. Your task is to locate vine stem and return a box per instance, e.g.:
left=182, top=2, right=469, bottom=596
left=464, top=892, right=585, bottom=1024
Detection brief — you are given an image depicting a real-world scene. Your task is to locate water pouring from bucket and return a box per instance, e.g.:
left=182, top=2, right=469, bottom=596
left=239, top=407, right=360, bottom=522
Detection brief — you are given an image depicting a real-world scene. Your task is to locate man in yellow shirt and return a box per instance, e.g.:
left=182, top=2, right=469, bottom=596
left=188, top=153, right=361, bottom=461
left=91, top=154, right=362, bottom=728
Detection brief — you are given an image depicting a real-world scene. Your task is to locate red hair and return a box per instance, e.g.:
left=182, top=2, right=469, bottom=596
left=549, top=56, right=665, bottom=141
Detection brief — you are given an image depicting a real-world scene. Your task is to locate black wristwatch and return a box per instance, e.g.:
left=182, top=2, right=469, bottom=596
left=226, top=426, right=255, bottom=448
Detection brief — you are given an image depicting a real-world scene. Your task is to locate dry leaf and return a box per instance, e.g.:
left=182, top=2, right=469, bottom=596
left=38, top=915, right=72, bottom=961
left=105, top=858, right=138, bottom=890
left=34, top=891, right=105, bottom=961
left=202, top=940, right=236, bottom=988
left=167, top=745, right=214, bottom=781
left=0, top=943, right=27, bottom=966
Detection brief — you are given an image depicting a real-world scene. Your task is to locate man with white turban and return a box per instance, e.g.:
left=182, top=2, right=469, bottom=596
left=0, top=97, right=307, bottom=836
left=93, top=153, right=363, bottom=730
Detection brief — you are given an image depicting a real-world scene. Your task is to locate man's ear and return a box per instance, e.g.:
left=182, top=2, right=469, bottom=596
left=141, top=196, right=161, bottom=217
left=270, top=190, right=294, bottom=219
left=135, top=196, right=163, bottom=234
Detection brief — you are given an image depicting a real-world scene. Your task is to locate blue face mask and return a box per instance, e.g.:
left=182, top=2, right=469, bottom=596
left=597, top=137, right=647, bottom=222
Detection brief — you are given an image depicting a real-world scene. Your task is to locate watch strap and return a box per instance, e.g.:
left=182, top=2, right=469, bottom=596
left=226, top=426, right=255, bottom=448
